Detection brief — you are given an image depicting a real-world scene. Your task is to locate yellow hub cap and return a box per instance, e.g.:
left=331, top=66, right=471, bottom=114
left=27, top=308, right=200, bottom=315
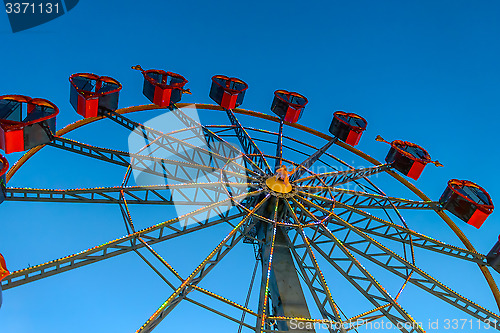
left=265, top=177, right=293, bottom=194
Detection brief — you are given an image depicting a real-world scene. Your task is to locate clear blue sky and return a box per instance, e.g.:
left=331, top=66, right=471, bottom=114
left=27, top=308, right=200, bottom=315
left=1, top=1, right=499, bottom=332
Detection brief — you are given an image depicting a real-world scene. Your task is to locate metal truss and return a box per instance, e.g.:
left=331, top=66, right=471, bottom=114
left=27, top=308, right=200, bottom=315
left=132, top=230, right=259, bottom=331
left=285, top=196, right=333, bottom=226
left=2, top=191, right=262, bottom=290
left=100, top=108, right=255, bottom=177
left=307, top=223, right=426, bottom=332
left=5, top=102, right=499, bottom=333
left=285, top=227, right=345, bottom=333
left=256, top=222, right=277, bottom=333
left=47, top=136, right=131, bottom=167
left=313, top=213, right=500, bottom=328
left=169, top=105, right=264, bottom=176
left=300, top=187, right=441, bottom=210
left=290, top=138, right=337, bottom=181
left=136, top=194, right=271, bottom=333
left=211, top=125, right=386, bottom=197
left=230, top=126, right=380, bottom=191
left=203, top=125, right=385, bottom=199
left=101, top=107, right=258, bottom=177
left=224, top=108, right=273, bottom=175
left=47, top=136, right=250, bottom=184
left=293, top=164, right=392, bottom=188
left=4, top=182, right=257, bottom=205
left=275, top=120, right=284, bottom=170
left=297, top=192, right=486, bottom=265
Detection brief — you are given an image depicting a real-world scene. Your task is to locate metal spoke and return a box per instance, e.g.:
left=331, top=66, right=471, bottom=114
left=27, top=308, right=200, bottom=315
left=256, top=223, right=277, bottom=333
left=2, top=191, right=263, bottom=290
left=4, top=182, right=257, bottom=205
left=225, top=125, right=385, bottom=195
left=135, top=194, right=271, bottom=333
left=100, top=108, right=255, bottom=177
left=48, top=136, right=252, bottom=184
left=320, top=213, right=500, bottom=328
left=290, top=138, right=337, bottom=181
left=285, top=227, right=345, bottom=333
left=293, top=164, right=391, bottom=188
left=134, top=249, right=259, bottom=332
left=309, top=223, right=426, bottom=332
left=170, top=105, right=264, bottom=176
left=47, top=136, right=129, bottom=166
left=300, top=187, right=441, bottom=210
left=184, top=297, right=257, bottom=331
left=192, top=285, right=259, bottom=319
left=238, top=260, right=260, bottom=333
left=224, top=108, right=273, bottom=175
left=297, top=192, right=486, bottom=264
left=275, top=120, right=284, bottom=171
left=287, top=197, right=332, bottom=226
left=215, top=124, right=382, bottom=194
left=134, top=237, right=260, bottom=324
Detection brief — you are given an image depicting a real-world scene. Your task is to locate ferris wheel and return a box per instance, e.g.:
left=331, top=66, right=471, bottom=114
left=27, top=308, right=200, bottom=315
left=0, top=65, right=499, bottom=333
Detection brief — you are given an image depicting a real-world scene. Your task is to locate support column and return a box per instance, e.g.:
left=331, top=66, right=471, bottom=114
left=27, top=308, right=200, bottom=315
left=256, top=214, right=316, bottom=332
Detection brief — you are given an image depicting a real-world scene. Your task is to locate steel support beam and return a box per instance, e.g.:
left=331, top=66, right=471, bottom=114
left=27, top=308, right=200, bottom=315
left=136, top=195, right=271, bottom=333
left=2, top=191, right=262, bottom=290
left=293, top=164, right=391, bottom=188
left=290, top=138, right=337, bottom=181
left=285, top=227, right=345, bottom=333
left=275, top=120, right=284, bottom=171
left=254, top=197, right=317, bottom=332
left=300, top=187, right=441, bottom=211
left=319, top=214, right=500, bottom=328
left=47, top=136, right=244, bottom=184
left=100, top=108, right=253, bottom=177
left=170, top=105, right=263, bottom=176
left=297, top=193, right=486, bottom=265
left=4, top=182, right=255, bottom=205
left=224, top=108, right=273, bottom=175
left=308, top=224, right=426, bottom=332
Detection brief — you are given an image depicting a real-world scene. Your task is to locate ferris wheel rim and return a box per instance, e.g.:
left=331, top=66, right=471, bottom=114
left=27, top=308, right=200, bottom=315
left=5, top=101, right=500, bottom=313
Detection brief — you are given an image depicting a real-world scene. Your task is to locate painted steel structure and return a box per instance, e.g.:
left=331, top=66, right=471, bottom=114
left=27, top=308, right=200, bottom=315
left=0, top=83, right=499, bottom=332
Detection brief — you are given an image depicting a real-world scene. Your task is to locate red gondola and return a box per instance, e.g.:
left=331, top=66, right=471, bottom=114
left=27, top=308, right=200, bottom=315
left=0, top=95, right=58, bottom=154
left=378, top=137, right=440, bottom=180
left=270, top=90, right=308, bottom=124
left=209, top=75, right=248, bottom=110
left=329, top=111, right=367, bottom=146
left=0, top=253, right=9, bottom=309
left=440, top=179, right=494, bottom=229
left=135, top=67, right=189, bottom=107
left=70, top=73, right=122, bottom=118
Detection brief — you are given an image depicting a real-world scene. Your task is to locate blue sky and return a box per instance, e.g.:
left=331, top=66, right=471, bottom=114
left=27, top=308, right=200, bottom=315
left=1, top=1, right=500, bottom=332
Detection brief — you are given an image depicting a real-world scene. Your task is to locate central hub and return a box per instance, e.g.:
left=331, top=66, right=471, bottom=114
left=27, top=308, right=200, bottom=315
left=264, top=165, right=295, bottom=195
left=265, top=177, right=292, bottom=193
